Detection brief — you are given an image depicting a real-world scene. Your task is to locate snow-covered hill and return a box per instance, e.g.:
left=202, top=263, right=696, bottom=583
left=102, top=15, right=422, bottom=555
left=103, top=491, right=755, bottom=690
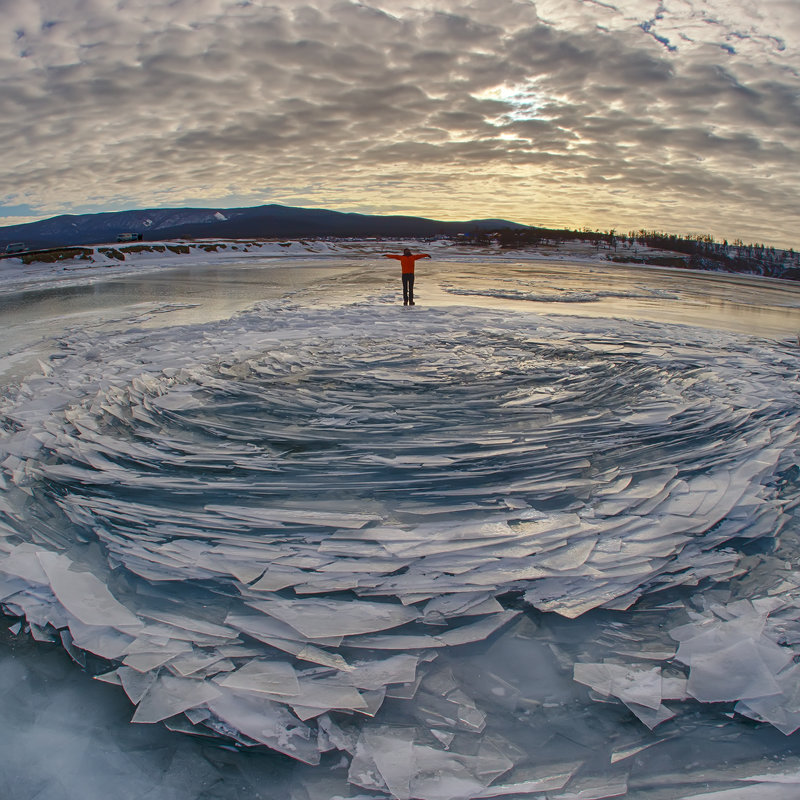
left=0, top=204, right=527, bottom=250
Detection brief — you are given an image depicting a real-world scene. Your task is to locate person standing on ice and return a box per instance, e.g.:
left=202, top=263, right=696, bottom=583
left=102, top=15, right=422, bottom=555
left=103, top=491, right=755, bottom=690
left=383, top=248, right=431, bottom=305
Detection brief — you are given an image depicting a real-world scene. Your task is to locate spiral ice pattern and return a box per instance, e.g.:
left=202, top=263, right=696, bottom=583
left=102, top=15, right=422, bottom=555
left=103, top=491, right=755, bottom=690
left=1, top=299, right=798, bottom=794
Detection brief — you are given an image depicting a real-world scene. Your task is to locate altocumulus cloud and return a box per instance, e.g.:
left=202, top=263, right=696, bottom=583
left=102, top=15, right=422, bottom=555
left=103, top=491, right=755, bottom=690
left=0, top=0, right=798, bottom=245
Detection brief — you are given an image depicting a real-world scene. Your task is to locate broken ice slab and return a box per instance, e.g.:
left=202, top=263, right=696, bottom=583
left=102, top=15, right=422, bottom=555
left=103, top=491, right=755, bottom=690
left=190, top=553, right=268, bottom=584
left=686, top=641, right=783, bottom=703
left=622, top=700, right=676, bottom=730
left=137, top=608, right=239, bottom=640
left=124, top=648, right=192, bottom=673
left=247, top=597, right=420, bottom=639
left=677, top=635, right=792, bottom=703
left=524, top=579, right=641, bottom=619
left=670, top=605, right=768, bottom=645
left=226, top=625, right=349, bottom=671
left=218, top=661, right=378, bottom=717
left=205, top=504, right=379, bottom=528
left=131, top=674, right=221, bottom=723
left=0, top=543, right=50, bottom=585
left=735, top=663, right=800, bottom=734
left=316, top=712, right=359, bottom=755
left=117, top=665, right=159, bottom=704
left=412, top=740, right=514, bottom=800
left=66, top=616, right=134, bottom=660
left=168, top=650, right=233, bottom=678
left=36, top=551, right=142, bottom=632
left=471, top=761, right=582, bottom=796
left=30, top=622, right=58, bottom=641
left=316, top=556, right=414, bottom=574
left=415, top=690, right=487, bottom=734
left=430, top=729, right=455, bottom=749
left=217, top=659, right=300, bottom=697
left=1, top=586, right=70, bottom=632
left=422, top=592, right=504, bottom=622
left=123, top=621, right=236, bottom=648
left=337, top=654, right=420, bottom=690
left=288, top=678, right=370, bottom=721
left=147, top=390, right=203, bottom=411
left=206, top=690, right=321, bottom=764
left=247, top=565, right=312, bottom=592
left=573, top=663, right=664, bottom=711
left=531, top=537, right=598, bottom=570
left=355, top=686, right=387, bottom=718
left=348, top=727, right=515, bottom=800
left=227, top=608, right=343, bottom=646
left=292, top=573, right=375, bottom=594
left=610, top=740, right=665, bottom=765
left=593, top=468, right=677, bottom=516
left=0, top=573, right=35, bottom=603
left=419, top=666, right=460, bottom=696
left=346, top=610, right=520, bottom=650
left=660, top=675, right=689, bottom=701
left=385, top=669, right=426, bottom=700
left=352, top=726, right=415, bottom=800
left=431, top=613, right=521, bottom=648
left=271, top=553, right=337, bottom=570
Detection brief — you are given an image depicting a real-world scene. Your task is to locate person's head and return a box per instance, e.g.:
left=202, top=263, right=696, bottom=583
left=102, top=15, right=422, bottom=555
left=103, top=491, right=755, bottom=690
left=403, top=248, right=412, bottom=256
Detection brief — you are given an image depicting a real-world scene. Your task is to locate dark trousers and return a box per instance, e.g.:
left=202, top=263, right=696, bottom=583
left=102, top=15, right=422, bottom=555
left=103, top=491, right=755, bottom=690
left=402, top=273, right=415, bottom=303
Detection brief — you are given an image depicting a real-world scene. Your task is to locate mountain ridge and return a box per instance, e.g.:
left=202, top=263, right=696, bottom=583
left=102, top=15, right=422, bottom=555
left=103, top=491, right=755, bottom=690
left=0, top=204, right=528, bottom=249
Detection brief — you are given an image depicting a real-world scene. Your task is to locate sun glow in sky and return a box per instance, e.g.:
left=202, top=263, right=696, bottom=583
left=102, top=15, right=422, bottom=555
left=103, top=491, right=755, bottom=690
left=1, top=0, right=798, bottom=247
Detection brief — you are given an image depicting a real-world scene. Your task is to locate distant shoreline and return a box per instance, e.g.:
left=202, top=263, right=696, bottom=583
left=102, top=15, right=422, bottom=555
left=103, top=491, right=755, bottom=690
left=2, top=238, right=799, bottom=295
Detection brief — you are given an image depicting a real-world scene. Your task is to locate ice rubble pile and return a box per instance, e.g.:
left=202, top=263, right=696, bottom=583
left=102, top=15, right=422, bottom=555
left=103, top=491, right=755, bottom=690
left=0, top=303, right=798, bottom=795
left=575, top=595, right=800, bottom=736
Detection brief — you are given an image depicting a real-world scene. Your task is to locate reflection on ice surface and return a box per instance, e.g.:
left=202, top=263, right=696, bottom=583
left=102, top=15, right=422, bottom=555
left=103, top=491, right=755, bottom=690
left=1, top=286, right=800, bottom=798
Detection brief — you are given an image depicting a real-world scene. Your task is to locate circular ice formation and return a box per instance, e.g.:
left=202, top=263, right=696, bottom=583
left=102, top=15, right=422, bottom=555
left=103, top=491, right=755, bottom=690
left=0, top=302, right=798, bottom=774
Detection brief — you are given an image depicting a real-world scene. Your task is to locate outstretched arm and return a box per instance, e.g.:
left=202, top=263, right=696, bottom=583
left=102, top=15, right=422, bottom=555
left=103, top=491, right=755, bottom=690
left=383, top=254, right=402, bottom=260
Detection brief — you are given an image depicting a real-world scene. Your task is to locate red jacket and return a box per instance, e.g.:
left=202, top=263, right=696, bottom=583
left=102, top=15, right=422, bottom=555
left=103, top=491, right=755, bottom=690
left=384, top=253, right=431, bottom=274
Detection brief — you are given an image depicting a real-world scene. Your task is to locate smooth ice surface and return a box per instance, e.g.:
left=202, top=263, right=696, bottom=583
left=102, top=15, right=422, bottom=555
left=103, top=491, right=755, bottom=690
left=1, top=254, right=800, bottom=799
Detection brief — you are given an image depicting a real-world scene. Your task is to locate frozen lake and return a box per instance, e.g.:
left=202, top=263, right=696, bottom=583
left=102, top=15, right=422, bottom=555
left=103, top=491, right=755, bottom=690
left=1, top=255, right=800, bottom=800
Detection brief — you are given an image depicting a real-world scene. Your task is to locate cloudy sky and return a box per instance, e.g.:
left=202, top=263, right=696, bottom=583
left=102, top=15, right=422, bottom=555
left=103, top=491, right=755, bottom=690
left=1, top=0, right=798, bottom=247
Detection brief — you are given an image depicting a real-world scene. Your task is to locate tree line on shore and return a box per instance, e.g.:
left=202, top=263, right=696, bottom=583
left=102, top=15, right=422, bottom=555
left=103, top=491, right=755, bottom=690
left=480, top=226, right=800, bottom=280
